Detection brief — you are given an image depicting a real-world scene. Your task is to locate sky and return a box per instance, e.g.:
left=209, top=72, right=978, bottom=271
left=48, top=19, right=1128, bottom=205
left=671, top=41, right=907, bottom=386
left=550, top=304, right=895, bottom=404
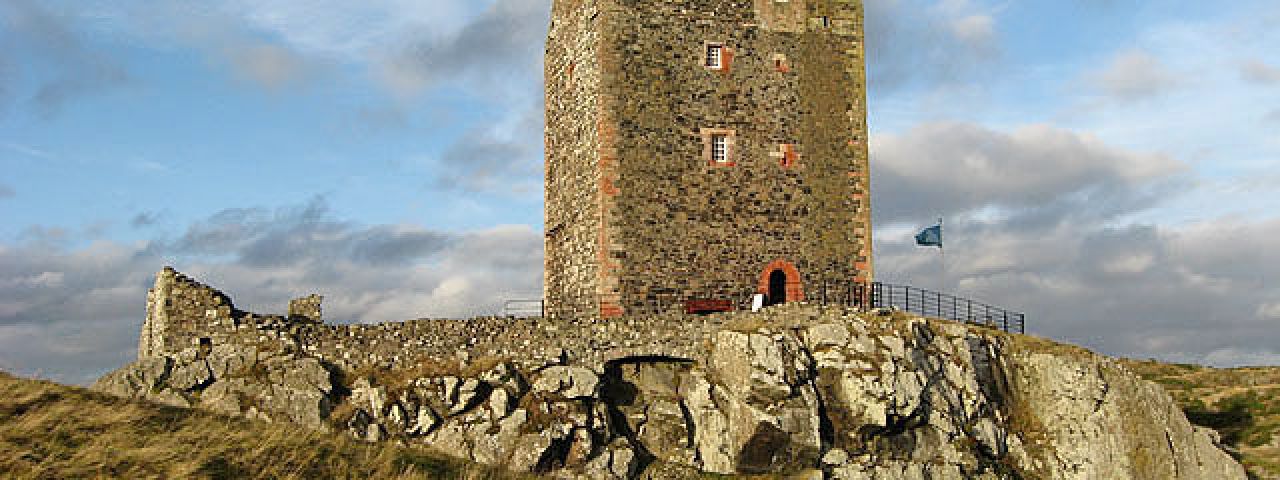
left=1, top=0, right=1278, bottom=385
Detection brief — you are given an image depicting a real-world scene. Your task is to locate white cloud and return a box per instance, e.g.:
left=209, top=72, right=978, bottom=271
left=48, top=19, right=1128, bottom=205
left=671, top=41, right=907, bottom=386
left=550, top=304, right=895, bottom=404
left=1101, top=253, right=1154, bottom=275
left=0, top=0, right=130, bottom=115
left=871, top=122, right=1185, bottom=225
left=1086, top=49, right=1180, bottom=101
left=222, top=0, right=473, bottom=59
left=375, top=0, right=549, bottom=97
left=877, top=216, right=1280, bottom=368
left=52, top=0, right=531, bottom=96
left=1256, top=302, right=1280, bottom=319
left=865, top=0, right=1002, bottom=92
left=950, top=14, right=994, bottom=44
left=431, top=101, right=544, bottom=194
left=0, top=199, right=543, bottom=384
left=0, top=271, right=65, bottom=289
left=1201, top=348, right=1280, bottom=368
left=870, top=115, right=1279, bottom=369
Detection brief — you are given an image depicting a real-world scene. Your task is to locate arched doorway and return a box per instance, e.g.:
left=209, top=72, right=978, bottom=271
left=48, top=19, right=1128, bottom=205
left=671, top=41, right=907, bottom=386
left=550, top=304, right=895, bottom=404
left=757, top=258, right=804, bottom=306
left=767, top=270, right=787, bottom=306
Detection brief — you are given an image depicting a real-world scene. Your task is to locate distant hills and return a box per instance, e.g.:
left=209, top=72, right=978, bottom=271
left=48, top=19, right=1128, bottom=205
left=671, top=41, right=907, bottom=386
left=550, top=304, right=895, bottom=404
left=1121, top=359, right=1280, bottom=479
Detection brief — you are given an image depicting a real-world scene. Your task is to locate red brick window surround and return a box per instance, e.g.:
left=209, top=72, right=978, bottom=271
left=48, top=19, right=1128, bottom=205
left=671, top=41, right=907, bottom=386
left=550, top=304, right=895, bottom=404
left=703, top=42, right=733, bottom=72
left=774, top=143, right=799, bottom=168
left=700, top=128, right=736, bottom=167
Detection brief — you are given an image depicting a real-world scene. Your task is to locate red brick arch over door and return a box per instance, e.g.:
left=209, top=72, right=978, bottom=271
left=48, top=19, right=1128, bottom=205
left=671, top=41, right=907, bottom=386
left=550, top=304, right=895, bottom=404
left=757, top=259, right=804, bottom=303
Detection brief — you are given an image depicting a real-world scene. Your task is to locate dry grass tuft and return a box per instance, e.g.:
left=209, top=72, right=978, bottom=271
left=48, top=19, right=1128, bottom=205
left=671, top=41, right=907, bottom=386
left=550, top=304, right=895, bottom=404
left=0, top=371, right=526, bottom=479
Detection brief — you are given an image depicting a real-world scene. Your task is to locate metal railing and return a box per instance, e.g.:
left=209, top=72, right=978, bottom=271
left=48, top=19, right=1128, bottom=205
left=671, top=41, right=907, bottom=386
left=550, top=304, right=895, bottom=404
left=864, top=282, right=1025, bottom=334
left=503, top=282, right=1026, bottom=334
left=501, top=299, right=544, bottom=318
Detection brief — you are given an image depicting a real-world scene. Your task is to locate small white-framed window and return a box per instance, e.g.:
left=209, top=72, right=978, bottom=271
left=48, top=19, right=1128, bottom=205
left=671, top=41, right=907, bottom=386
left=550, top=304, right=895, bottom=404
left=701, top=128, right=736, bottom=166
left=706, top=44, right=723, bottom=69
left=711, top=135, right=729, bottom=163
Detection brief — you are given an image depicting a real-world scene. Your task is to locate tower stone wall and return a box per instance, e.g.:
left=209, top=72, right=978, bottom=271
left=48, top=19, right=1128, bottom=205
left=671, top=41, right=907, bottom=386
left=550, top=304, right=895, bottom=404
left=544, top=0, right=874, bottom=320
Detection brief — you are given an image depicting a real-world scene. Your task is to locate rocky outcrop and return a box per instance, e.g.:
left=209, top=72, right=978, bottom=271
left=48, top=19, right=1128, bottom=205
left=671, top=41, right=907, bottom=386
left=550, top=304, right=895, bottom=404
left=94, top=344, right=336, bottom=429
left=97, top=306, right=1246, bottom=479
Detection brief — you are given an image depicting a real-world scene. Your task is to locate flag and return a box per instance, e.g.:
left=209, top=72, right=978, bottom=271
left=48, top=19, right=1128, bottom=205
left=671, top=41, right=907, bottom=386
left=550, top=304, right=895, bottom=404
left=915, top=224, right=942, bottom=248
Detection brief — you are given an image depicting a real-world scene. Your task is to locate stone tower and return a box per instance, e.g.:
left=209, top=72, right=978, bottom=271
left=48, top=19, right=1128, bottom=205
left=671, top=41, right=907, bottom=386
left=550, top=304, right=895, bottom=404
left=544, top=0, right=873, bottom=320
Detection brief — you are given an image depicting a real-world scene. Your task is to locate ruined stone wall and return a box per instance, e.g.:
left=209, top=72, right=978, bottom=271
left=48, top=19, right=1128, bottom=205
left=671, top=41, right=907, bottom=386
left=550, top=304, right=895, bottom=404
left=137, top=267, right=318, bottom=361
left=138, top=268, right=743, bottom=374
left=288, top=294, right=323, bottom=323
left=544, top=0, right=874, bottom=320
left=140, top=267, right=239, bottom=359
left=289, top=311, right=739, bottom=373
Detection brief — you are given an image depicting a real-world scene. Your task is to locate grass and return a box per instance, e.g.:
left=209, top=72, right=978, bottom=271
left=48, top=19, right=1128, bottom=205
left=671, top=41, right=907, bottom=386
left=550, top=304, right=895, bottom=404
left=1121, top=359, right=1280, bottom=480
left=0, top=371, right=527, bottom=479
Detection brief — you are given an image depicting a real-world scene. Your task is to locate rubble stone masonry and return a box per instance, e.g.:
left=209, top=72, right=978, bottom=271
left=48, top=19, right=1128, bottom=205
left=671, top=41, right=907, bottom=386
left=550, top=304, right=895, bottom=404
left=137, top=267, right=744, bottom=373
left=544, top=0, right=874, bottom=321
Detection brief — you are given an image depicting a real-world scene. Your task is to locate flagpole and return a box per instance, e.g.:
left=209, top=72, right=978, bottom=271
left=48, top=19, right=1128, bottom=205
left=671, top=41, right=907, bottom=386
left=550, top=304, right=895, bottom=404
left=938, top=216, right=945, bottom=291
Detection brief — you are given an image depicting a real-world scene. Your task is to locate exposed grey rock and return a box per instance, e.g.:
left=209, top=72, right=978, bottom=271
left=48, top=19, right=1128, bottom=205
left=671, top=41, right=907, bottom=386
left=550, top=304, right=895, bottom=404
left=203, top=345, right=254, bottom=379
left=479, top=361, right=527, bottom=394
left=442, top=376, right=461, bottom=403
left=452, top=379, right=484, bottom=414
left=350, top=378, right=387, bottom=420
left=167, top=357, right=213, bottom=392
left=388, top=403, right=407, bottom=430
left=92, top=356, right=172, bottom=399
left=822, top=448, right=849, bottom=466
left=268, top=356, right=332, bottom=395
left=261, top=383, right=332, bottom=429
left=93, top=343, right=336, bottom=429
left=584, top=438, right=639, bottom=479
left=532, top=366, right=599, bottom=399
left=365, top=422, right=384, bottom=442
left=200, top=377, right=249, bottom=416
left=488, top=387, right=511, bottom=419
left=407, top=403, right=439, bottom=436
left=507, top=430, right=557, bottom=472
left=96, top=309, right=1248, bottom=479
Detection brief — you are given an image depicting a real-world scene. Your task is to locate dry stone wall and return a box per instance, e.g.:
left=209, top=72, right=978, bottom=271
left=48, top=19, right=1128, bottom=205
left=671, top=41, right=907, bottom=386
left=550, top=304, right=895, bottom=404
left=288, top=294, right=323, bottom=323
left=137, top=268, right=744, bottom=373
